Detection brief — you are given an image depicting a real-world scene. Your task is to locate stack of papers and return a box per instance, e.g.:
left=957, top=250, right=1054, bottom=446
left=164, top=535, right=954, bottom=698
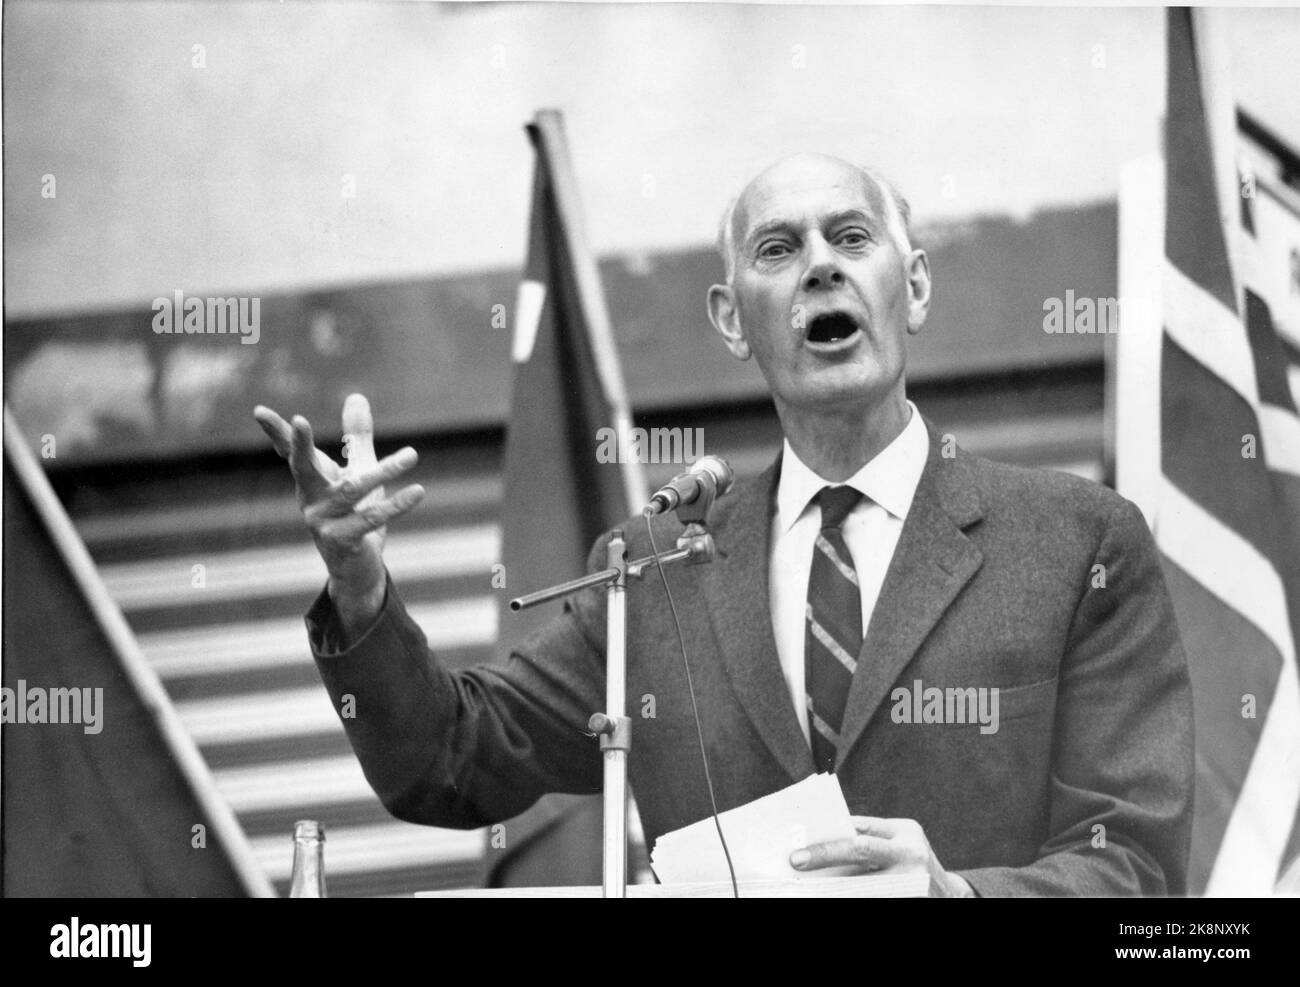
left=650, top=773, right=859, bottom=884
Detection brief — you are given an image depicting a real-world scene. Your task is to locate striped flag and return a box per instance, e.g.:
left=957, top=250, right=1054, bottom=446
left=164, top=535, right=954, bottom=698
left=1118, top=8, right=1300, bottom=896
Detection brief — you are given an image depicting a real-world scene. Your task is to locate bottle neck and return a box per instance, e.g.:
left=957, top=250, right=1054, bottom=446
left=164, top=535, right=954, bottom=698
left=289, top=837, right=326, bottom=898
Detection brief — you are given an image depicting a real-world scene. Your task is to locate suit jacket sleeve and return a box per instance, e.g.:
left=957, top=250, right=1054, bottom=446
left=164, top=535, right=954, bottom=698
left=305, top=540, right=611, bottom=829
left=955, top=497, right=1195, bottom=896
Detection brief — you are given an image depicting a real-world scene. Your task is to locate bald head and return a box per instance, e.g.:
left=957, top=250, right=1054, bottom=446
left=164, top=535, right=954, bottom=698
left=717, top=153, right=912, bottom=282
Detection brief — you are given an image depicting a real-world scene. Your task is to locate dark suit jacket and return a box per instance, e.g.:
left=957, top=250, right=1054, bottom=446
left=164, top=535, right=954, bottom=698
left=307, top=419, right=1195, bottom=895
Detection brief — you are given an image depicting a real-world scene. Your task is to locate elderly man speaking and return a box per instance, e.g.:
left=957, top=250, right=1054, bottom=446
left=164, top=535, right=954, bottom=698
left=254, top=153, right=1194, bottom=896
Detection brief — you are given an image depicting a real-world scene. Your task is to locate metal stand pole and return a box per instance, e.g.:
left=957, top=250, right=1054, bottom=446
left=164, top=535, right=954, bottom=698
left=598, top=531, right=630, bottom=897
left=509, top=521, right=716, bottom=899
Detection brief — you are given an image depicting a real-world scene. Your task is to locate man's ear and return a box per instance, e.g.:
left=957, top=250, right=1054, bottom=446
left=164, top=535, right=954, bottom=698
left=707, top=284, right=751, bottom=361
left=905, top=249, right=932, bottom=335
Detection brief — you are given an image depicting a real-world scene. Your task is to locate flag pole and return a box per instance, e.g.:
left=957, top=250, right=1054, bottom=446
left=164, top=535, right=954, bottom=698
left=528, top=109, right=648, bottom=512
left=524, top=109, right=643, bottom=897
left=1190, top=7, right=1242, bottom=313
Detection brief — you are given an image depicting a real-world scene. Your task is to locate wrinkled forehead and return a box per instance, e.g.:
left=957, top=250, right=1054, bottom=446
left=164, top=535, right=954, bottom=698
left=731, top=159, right=888, bottom=246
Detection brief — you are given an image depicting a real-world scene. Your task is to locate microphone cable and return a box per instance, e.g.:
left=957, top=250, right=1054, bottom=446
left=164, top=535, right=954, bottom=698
left=643, top=510, right=739, bottom=898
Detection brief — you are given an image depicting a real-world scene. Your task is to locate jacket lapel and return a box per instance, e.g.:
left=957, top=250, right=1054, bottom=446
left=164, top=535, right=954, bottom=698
left=834, top=419, right=985, bottom=768
left=699, top=454, right=815, bottom=782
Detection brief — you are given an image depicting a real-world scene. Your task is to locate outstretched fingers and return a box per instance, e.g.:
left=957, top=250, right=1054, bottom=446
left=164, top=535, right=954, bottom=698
left=253, top=405, right=293, bottom=458
left=257, top=395, right=421, bottom=546
left=288, top=415, right=338, bottom=498
left=335, top=446, right=419, bottom=507
left=340, top=393, right=378, bottom=471
left=321, top=482, right=426, bottom=541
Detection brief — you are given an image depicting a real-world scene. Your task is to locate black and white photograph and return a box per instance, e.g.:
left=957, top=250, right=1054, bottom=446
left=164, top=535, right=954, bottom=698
left=2, top=0, right=1298, bottom=941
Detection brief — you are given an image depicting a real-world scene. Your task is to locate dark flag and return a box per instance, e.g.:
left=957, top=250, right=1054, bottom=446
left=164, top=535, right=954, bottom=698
left=2, top=408, right=273, bottom=896
left=486, top=111, right=646, bottom=886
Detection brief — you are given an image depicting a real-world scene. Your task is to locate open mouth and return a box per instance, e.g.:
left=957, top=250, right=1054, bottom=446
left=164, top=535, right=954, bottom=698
left=805, top=312, right=861, bottom=345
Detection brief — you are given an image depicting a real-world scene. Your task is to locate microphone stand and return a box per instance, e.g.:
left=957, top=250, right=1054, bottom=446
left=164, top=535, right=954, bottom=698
left=508, top=490, right=719, bottom=898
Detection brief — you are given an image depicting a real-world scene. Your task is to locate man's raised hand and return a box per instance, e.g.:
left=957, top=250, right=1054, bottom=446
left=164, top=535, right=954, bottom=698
left=253, top=394, right=425, bottom=637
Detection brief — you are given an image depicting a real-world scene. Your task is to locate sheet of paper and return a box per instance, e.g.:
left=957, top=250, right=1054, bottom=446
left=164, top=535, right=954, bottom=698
left=649, top=773, right=858, bottom=884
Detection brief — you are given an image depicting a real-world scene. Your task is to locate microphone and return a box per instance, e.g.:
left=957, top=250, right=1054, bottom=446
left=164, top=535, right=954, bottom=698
left=645, top=455, right=734, bottom=517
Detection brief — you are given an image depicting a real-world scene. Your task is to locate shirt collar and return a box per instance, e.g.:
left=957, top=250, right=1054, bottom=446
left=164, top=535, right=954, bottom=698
left=775, top=400, right=929, bottom=533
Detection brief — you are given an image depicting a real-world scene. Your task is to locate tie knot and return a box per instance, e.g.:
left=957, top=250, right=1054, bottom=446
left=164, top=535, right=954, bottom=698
left=817, top=485, right=861, bottom=529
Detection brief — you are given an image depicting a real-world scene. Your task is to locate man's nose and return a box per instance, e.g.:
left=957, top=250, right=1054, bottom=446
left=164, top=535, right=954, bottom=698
left=801, top=236, right=845, bottom=292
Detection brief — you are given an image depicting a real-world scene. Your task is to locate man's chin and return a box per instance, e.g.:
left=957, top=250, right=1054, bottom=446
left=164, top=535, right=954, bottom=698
left=782, top=371, right=895, bottom=414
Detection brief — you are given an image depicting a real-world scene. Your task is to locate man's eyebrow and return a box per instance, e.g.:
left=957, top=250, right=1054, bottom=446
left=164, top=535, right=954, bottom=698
left=743, top=209, right=880, bottom=250
left=743, top=219, right=798, bottom=249
left=822, top=208, right=876, bottom=228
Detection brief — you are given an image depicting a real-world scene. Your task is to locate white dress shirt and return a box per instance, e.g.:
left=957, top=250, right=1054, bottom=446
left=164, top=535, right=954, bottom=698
left=770, top=401, right=929, bottom=745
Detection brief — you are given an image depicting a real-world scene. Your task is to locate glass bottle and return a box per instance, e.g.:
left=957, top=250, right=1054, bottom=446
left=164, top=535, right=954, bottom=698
left=288, top=819, right=327, bottom=898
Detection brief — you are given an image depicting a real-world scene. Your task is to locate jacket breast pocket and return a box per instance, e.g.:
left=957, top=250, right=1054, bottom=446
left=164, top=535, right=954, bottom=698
left=971, top=674, right=1059, bottom=734
left=886, top=673, right=1059, bottom=735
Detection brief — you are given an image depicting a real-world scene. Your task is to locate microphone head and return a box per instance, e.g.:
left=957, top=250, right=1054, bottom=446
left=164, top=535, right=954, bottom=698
left=690, top=455, right=735, bottom=497
left=645, top=495, right=671, bottom=517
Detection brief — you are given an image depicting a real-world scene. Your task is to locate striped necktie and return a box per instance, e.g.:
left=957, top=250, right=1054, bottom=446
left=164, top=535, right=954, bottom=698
left=805, top=485, right=863, bottom=772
